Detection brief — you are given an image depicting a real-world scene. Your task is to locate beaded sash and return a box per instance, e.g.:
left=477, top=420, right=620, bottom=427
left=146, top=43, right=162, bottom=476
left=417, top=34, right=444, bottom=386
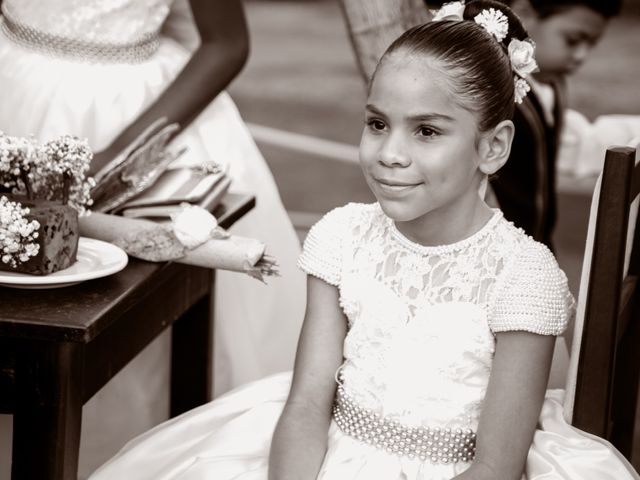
left=333, top=385, right=477, bottom=464
left=0, top=6, right=159, bottom=63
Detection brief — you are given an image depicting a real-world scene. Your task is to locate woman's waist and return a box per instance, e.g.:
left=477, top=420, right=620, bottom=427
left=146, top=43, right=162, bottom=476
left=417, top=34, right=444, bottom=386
left=0, top=9, right=169, bottom=64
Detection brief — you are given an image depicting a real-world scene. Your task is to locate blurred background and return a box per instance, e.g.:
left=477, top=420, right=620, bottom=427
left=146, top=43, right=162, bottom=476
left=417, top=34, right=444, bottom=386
left=230, top=0, right=640, bottom=295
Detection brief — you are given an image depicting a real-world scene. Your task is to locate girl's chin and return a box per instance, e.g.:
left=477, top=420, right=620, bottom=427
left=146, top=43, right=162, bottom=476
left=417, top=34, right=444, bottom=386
left=376, top=200, right=425, bottom=223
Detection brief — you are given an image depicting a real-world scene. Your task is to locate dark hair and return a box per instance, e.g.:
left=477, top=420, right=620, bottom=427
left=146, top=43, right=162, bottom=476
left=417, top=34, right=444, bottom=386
left=498, top=0, right=621, bottom=18
left=377, top=0, right=529, bottom=132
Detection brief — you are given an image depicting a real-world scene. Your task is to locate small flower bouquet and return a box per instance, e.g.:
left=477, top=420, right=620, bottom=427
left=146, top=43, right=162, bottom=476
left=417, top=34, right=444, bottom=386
left=0, top=133, right=94, bottom=275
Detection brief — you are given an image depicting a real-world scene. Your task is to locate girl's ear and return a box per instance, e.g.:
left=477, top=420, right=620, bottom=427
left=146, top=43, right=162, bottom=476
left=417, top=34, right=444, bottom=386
left=478, top=120, right=514, bottom=175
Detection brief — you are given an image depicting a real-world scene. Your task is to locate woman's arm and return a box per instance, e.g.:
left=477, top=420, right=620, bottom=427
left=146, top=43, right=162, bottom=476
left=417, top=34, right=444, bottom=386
left=268, top=275, right=348, bottom=480
left=454, top=331, right=556, bottom=480
left=91, top=0, right=249, bottom=172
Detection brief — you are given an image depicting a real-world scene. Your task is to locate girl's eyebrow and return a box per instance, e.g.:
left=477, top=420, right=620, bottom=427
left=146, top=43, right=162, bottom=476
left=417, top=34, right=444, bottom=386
left=365, top=104, right=386, bottom=116
left=365, top=104, right=454, bottom=123
left=407, top=113, right=455, bottom=123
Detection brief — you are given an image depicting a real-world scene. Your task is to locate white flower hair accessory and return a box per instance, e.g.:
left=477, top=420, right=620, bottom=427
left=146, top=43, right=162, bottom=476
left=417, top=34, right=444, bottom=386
left=514, top=77, right=531, bottom=104
left=432, top=1, right=466, bottom=22
left=508, top=38, right=538, bottom=77
left=474, top=8, right=509, bottom=42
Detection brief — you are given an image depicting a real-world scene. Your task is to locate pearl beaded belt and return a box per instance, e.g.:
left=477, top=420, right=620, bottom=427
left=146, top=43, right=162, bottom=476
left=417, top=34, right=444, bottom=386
left=332, top=385, right=476, bottom=464
left=1, top=7, right=159, bottom=63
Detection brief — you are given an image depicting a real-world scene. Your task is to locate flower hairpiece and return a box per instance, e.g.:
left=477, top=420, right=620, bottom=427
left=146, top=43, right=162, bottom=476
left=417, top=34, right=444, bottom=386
left=508, top=38, right=538, bottom=77
left=474, top=8, right=509, bottom=42
left=431, top=3, right=537, bottom=104
left=513, top=77, right=532, bottom=104
left=508, top=38, right=538, bottom=103
left=431, top=1, right=465, bottom=21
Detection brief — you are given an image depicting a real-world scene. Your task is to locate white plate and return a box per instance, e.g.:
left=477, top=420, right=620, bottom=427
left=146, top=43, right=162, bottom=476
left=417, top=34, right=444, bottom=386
left=0, top=237, right=128, bottom=289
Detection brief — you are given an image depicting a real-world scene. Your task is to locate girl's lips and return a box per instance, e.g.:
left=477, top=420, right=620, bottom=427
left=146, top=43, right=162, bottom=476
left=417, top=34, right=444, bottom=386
left=374, top=178, right=422, bottom=194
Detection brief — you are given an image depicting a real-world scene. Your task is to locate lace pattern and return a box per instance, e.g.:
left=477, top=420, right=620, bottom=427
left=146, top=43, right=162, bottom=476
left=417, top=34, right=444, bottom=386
left=299, top=203, right=574, bottom=432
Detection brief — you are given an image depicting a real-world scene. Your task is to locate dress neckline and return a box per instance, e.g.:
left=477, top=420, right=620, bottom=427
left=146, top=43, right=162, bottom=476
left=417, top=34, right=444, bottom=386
left=385, top=207, right=503, bottom=255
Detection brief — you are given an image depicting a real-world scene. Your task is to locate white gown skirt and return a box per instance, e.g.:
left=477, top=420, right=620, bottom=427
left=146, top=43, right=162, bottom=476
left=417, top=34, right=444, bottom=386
left=89, top=372, right=639, bottom=480
left=0, top=32, right=305, bottom=477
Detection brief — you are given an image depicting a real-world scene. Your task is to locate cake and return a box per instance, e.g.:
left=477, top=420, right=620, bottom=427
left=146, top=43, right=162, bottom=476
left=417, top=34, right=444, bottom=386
left=0, top=199, right=79, bottom=275
left=0, top=133, right=93, bottom=275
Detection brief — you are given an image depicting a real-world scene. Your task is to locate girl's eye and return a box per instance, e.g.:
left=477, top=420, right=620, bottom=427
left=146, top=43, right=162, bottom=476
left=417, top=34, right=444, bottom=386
left=417, top=126, right=438, bottom=138
left=367, top=119, right=386, bottom=131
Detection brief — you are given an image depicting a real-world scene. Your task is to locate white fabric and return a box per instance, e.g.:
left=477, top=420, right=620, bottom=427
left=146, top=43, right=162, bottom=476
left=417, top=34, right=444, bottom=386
left=89, top=202, right=637, bottom=479
left=558, top=109, right=640, bottom=178
left=3, top=0, right=172, bottom=44
left=0, top=1, right=305, bottom=477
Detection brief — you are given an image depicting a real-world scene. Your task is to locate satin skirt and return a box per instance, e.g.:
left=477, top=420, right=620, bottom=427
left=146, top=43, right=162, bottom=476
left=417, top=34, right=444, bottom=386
left=0, top=31, right=305, bottom=478
left=89, top=372, right=639, bottom=480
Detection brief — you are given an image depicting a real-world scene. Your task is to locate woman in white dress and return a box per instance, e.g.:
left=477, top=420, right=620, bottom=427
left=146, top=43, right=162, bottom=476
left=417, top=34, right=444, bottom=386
left=0, top=0, right=305, bottom=476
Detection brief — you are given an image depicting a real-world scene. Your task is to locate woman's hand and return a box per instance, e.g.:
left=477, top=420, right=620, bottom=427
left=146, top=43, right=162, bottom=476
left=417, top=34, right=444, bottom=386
left=89, top=146, right=118, bottom=177
left=104, top=0, right=250, bottom=156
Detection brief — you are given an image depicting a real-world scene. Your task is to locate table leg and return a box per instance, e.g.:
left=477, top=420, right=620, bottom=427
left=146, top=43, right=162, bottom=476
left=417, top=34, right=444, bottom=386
left=170, top=270, right=214, bottom=417
left=12, top=341, right=84, bottom=480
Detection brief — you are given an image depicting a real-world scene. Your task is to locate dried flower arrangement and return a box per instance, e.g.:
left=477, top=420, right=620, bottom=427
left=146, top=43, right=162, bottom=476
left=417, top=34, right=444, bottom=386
left=0, top=132, right=94, bottom=275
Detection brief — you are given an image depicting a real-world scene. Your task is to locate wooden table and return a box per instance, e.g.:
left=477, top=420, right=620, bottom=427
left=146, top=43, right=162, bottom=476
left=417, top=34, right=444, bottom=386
left=0, top=193, right=254, bottom=480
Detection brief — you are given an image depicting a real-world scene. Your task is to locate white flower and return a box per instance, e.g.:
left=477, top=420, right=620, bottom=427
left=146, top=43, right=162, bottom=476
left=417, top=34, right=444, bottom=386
left=508, top=38, right=538, bottom=77
left=474, top=8, right=509, bottom=42
left=514, top=77, right=531, bottom=104
left=171, top=204, right=218, bottom=250
left=0, top=195, right=40, bottom=268
left=432, top=1, right=465, bottom=21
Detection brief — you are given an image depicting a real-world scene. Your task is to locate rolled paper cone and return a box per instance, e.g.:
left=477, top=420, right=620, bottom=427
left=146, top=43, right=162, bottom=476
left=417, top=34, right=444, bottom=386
left=79, top=212, right=267, bottom=273
left=181, top=236, right=265, bottom=271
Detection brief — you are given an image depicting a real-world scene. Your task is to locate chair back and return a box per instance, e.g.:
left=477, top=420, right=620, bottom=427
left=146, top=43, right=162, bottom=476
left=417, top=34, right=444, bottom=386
left=563, top=146, right=640, bottom=461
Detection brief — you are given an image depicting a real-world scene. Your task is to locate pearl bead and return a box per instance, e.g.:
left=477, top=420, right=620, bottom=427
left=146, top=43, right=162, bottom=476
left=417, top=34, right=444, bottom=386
left=332, top=385, right=475, bottom=465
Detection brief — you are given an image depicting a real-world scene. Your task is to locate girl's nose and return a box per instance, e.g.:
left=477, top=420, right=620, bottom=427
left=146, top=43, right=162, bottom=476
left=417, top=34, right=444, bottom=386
left=378, top=134, right=411, bottom=168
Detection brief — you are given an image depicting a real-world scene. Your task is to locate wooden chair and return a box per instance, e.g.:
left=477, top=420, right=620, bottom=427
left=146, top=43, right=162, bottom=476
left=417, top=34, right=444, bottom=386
left=563, top=146, right=640, bottom=466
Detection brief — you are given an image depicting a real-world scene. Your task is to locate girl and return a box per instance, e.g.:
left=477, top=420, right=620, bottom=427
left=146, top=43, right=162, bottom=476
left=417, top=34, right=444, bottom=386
left=0, top=0, right=305, bottom=476
left=90, top=1, right=639, bottom=478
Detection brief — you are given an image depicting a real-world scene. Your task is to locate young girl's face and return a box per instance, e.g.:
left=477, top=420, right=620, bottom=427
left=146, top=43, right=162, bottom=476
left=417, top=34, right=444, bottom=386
left=360, top=52, right=485, bottom=226
left=526, top=6, right=607, bottom=76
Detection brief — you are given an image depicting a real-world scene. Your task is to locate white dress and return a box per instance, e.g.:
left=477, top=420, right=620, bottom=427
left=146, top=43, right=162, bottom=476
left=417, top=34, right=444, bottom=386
left=0, top=1, right=305, bottom=477
left=90, top=203, right=639, bottom=479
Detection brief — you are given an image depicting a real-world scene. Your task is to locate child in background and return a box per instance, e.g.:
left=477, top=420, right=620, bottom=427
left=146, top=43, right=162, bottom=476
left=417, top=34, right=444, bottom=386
left=488, top=0, right=625, bottom=249
left=89, top=1, right=639, bottom=478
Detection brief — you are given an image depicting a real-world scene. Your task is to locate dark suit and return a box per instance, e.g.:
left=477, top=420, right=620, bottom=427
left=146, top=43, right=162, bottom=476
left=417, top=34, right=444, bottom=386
left=490, top=79, right=566, bottom=250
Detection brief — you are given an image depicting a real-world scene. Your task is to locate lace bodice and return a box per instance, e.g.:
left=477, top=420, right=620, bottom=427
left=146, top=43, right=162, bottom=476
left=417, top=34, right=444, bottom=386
left=299, top=203, right=574, bottom=432
left=2, top=0, right=173, bottom=43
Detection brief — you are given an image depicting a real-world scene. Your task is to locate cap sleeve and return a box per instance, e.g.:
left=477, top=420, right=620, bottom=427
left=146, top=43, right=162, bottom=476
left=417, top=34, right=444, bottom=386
left=490, top=241, right=575, bottom=336
left=297, top=205, right=350, bottom=286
